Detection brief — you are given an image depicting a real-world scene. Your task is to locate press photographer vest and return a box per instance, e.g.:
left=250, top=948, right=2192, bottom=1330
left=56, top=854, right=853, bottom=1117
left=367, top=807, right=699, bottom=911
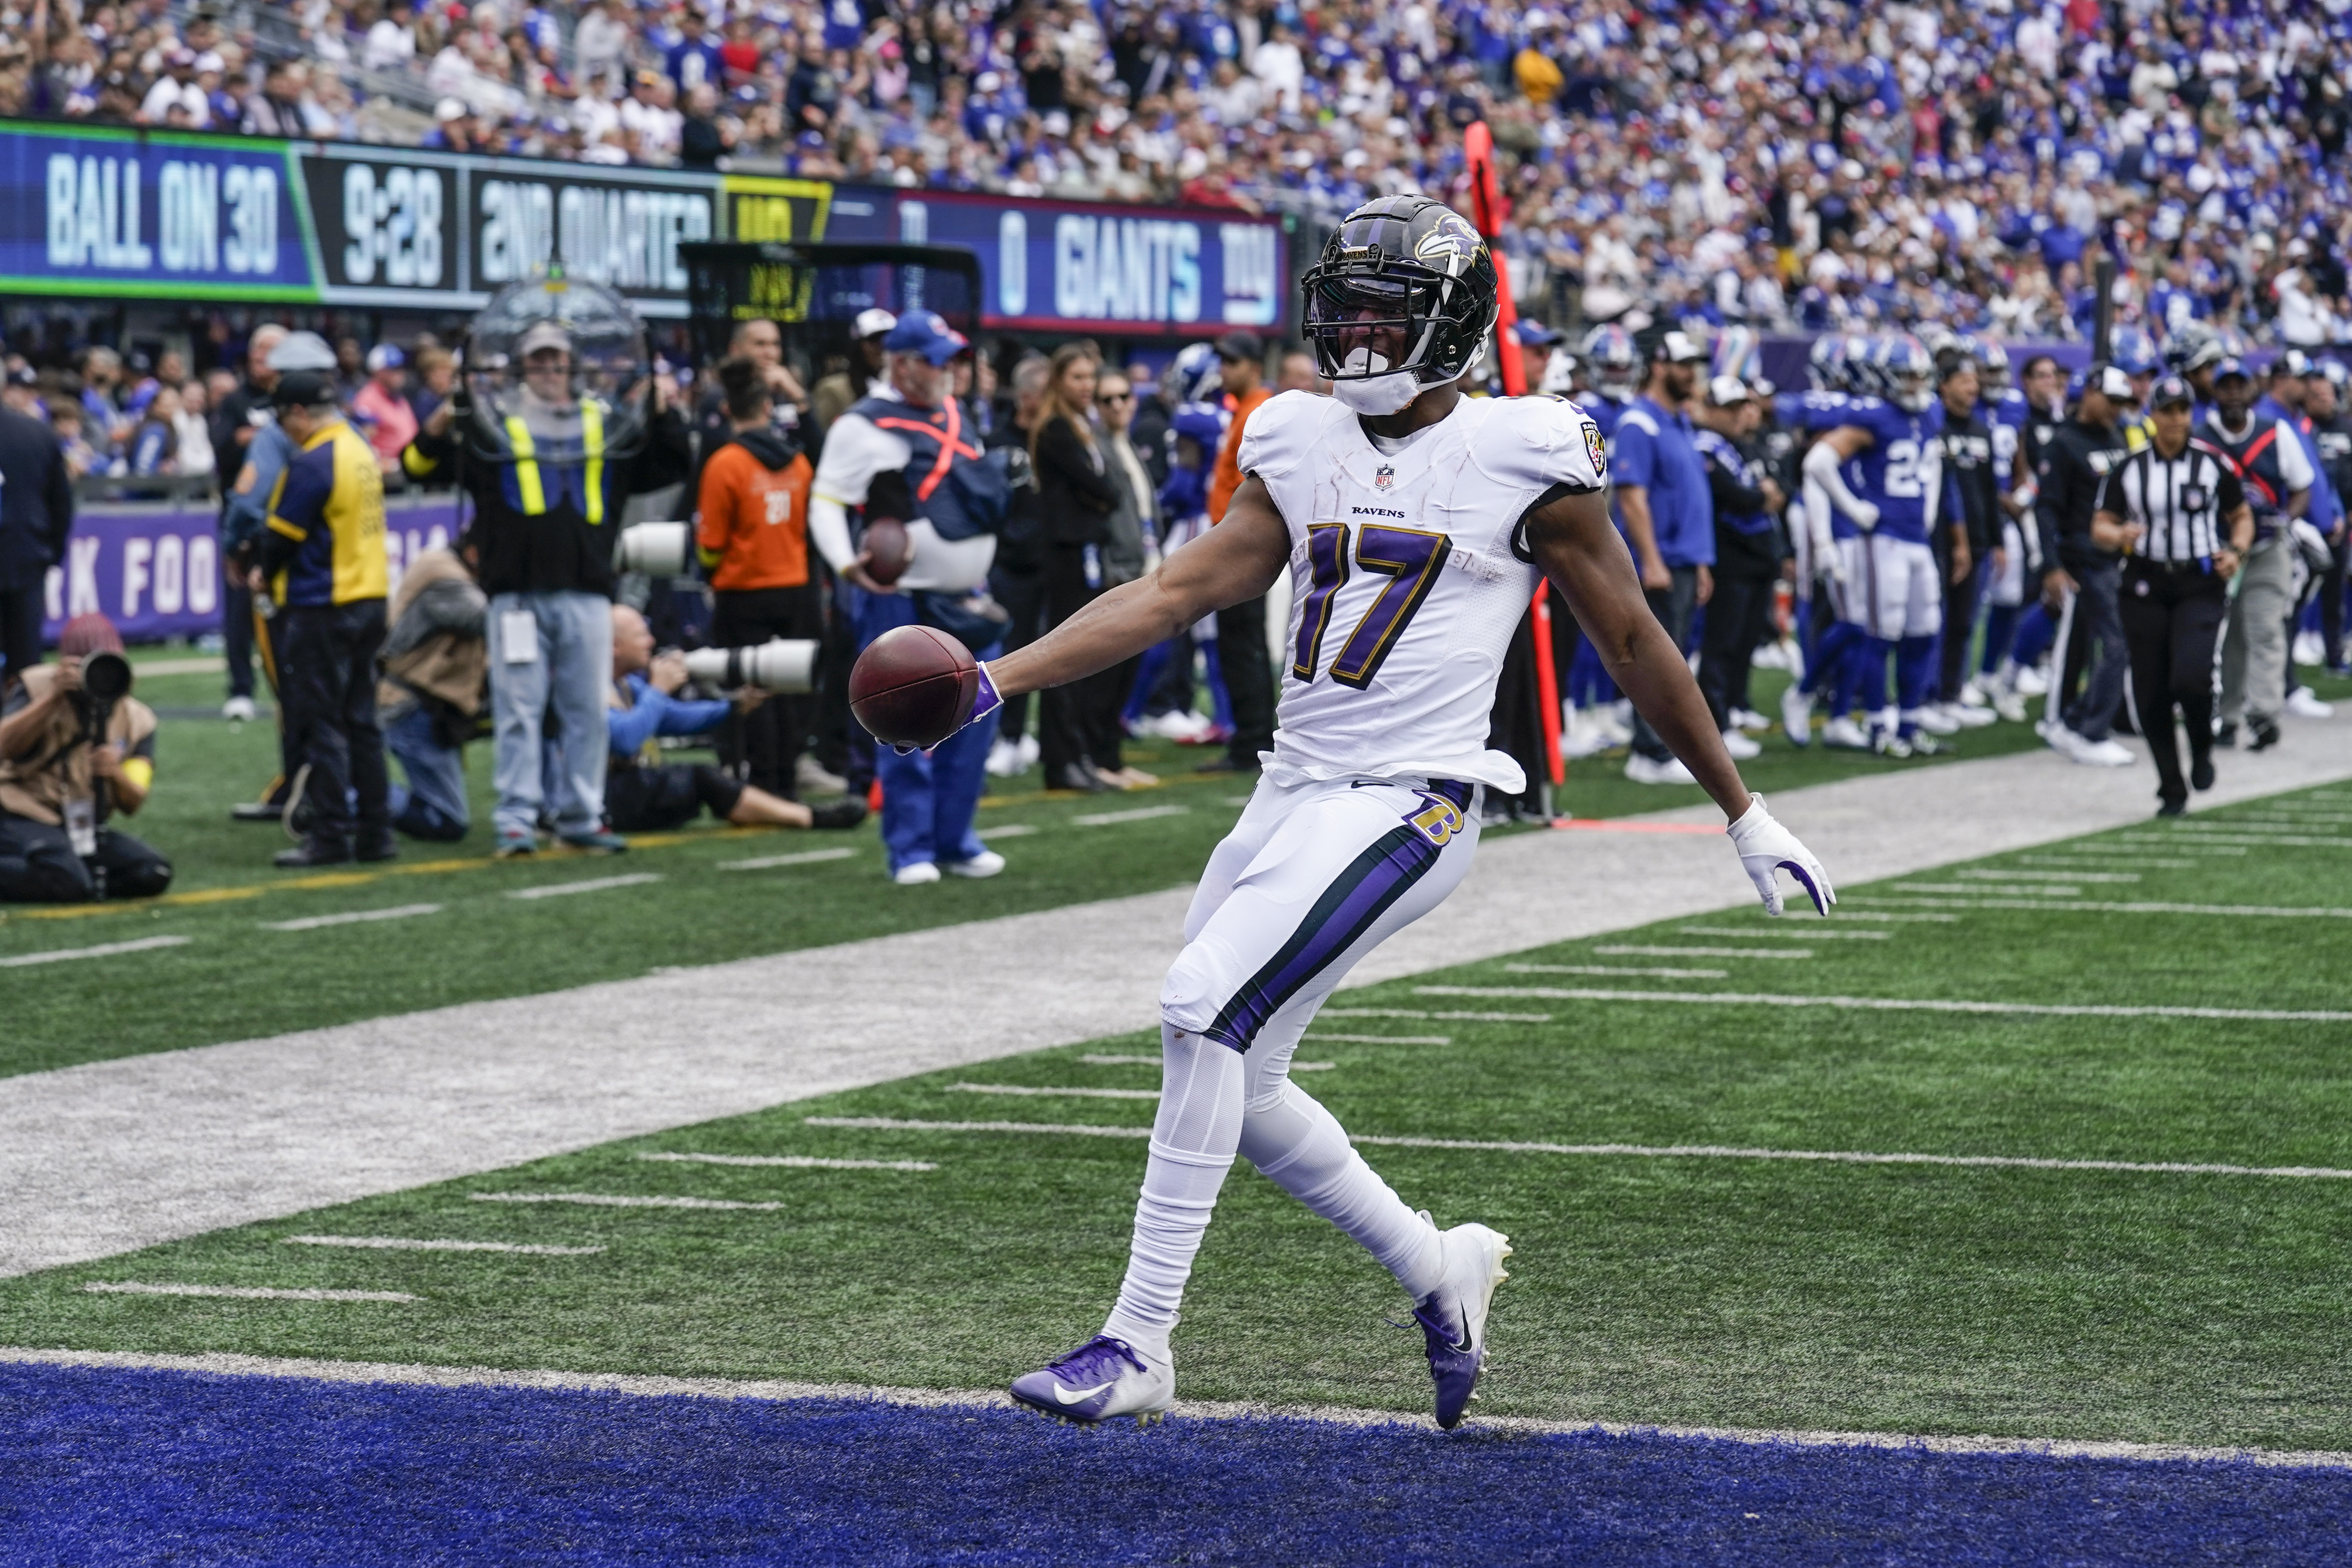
left=846, top=393, right=1009, bottom=542
left=2200, top=415, right=2296, bottom=530
left=0, top=664, right=156, bottom=827
left=500, top=400, right=612, bottom=524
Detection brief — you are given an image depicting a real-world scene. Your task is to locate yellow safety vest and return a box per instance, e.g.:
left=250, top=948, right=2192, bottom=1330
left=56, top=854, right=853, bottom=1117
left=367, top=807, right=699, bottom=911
left=502, top=399, right=608, bottom=524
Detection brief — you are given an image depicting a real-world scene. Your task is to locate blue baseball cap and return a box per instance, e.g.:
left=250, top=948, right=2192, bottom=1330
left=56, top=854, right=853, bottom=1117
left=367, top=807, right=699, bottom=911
left=1514, top=318, right=1564, bottom=346
left=883, top=310, right=969, bottom=366
left=2212, top=355, right=2253, bottom=385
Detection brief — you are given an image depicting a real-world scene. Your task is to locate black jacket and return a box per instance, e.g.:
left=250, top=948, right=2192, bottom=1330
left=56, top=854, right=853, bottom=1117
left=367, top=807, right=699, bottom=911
left=0, top=406, right=74, bottom=591
left=403, top=405, right=691, bottom=598
left=1939, top=406, right=2000, bottom=557
left=1033, top=414, right=1120, bottom=549
left=2034, top=414, right=2129, bottom=573
left=983, top=420, right=1043, bottom=573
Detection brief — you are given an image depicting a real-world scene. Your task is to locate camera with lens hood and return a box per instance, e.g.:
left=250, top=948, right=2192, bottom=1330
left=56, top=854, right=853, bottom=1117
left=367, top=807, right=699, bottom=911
left=681, top=640, right=818, bottom=694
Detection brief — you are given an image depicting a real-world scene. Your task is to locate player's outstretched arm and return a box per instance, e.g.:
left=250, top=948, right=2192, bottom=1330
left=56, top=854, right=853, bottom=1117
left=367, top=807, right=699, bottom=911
left=987, top=475, right=1292, bottom=701
left=1522, top=485, right=1833, bottom=916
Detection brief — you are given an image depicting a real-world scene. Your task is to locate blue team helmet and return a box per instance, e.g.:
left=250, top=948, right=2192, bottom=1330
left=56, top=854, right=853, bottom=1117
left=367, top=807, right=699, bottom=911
left=1971, top=335, right=2011, bottom=388
left=1169, top=341, right=1224, bottom=406
left=1874, top=334, right=1937, bottom=411
left=1843, top=333, right=1887, bottom=397
left=1806, top=332, right=1848, bottom=392
left=2110, top=325, right=2161, bottom=377
left=1581, top=324, right=1639, bottom=389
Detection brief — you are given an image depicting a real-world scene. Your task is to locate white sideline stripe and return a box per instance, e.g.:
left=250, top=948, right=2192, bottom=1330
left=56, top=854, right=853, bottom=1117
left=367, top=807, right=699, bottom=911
left=469, top=1191, right=782, bottom=1211
left=283, top=1235, right=604, bottom=1255
left=1509, top=963, right=1729, bottom=979
left=1849, top=896, right=2352, bottom=918
left=1679, top=925, right=1889, bottom=940
left=83, top=1281, right=416, bottom=1302
left=1307, top=1032, right=1451, bottom=1045
left=263, top=904, right=442, bottom=932
left=1895, top=882, right=2079, bottom=897
left=801, top=1115, right=2352, bottom=1184
left=1072, top=805, right=1190, bottom=827
left=980, top=824, right=1040, bottom=838
left=0, top=935, right=190, bottom=968
left=718, top=848, right=857, bottom=871
left=1324, top=1007, right=1554, bottom=1022
left=1959, top=869, right=2140, bottom=884
left=10, top=1349, right=2346, bottom=1466
left=1595, top=945, right=1811, bottom=960
left=949, top=1082, right=1159, bottom=1101
left=635, top=1152, right=935, bottom=1172
left=507, top=874, right=663, bottom=900
left=1079, top=1053, right=1337, bottom=1071
left=1414, top=984, right=2352, bottom=1023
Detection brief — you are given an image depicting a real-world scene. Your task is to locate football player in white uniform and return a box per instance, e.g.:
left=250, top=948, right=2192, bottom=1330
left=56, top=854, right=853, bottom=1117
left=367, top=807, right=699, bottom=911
left=895, top=196, right=1834, bottom=1430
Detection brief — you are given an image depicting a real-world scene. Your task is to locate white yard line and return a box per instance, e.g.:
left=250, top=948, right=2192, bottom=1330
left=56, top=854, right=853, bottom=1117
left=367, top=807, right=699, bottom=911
left=7, top=735, right=2352, bottom=1278
left=2018, top=854, right=2190, bottom=869
left=1415, top=984, right=2352, bottom=1023
left=1849, top=896, right=2352, bottom=917
left=1323, top=1008, right=1553, bottom=1022
left=1077, top=1053, right=1335, bottom=1070
left=807, top=1115, right=1147, bottom=1138
left=263, top=905, right=442, bottom=932
left=2137, top=833, right=2352, bottom=847
left=949, top=1082, right=1159, bottom=1101
left=283, top=1236, right=604, bottom=1255
left=718, top=848, right=857, bottom=871
left=468, top=1192, right=783, bottom=1211
left=1894, top=882, right=2079, bottom=896
left=1306, top=1032, right=1451, bottom=1045
left=1594, top=944, right=1813, bottom=959
left=1678, top=925, right=1889, bottom=940
left=978, top=824, right=1040, bottom=838
left=0, top=935, right=189, bottom=968
left=1813, top=910, right=1959, bottom=922
left=1512, top=962, right=1732, bottom=978
left=1072, top=805, right=1191, bottom=827
left=1958, top=869, right=2140, bottom=884
left=635, top=1152, right=935, bottom=1172
left=507, top=874, right=663, bottom=900
left=82, top=1282, right=415, bottom=1302
left=10, top=1347, right=2345, bottom=1464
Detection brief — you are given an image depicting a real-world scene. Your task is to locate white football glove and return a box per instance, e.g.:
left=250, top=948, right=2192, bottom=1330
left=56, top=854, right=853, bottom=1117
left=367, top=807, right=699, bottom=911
left=1727, top=794, right=1835, bottom=918
left=1849, top=498, right=1880, bottom=533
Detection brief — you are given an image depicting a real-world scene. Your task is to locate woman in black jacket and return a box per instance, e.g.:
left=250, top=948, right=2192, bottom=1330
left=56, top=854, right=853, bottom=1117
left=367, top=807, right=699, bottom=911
left=1031, top=342, right=1132, bottom=792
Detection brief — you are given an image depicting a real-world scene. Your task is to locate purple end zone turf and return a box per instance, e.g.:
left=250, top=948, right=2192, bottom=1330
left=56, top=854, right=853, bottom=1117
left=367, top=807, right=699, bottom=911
left=3, top=1363, right=2346, bottom=1565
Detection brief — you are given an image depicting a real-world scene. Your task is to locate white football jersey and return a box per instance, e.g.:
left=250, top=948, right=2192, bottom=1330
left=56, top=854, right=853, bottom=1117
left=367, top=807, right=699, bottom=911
left=1239, top=390, right=1607, bottom=793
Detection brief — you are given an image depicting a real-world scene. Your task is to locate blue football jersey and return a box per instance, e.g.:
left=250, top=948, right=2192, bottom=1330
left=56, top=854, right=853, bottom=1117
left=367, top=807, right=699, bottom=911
left=1842, top=398, right=1944, bottom=543
left=1583, top=392, right=1631, bottom=442
left=1775, top=389, right=1857, bottom=432
left=1983, top=387, right=2030, bottom=490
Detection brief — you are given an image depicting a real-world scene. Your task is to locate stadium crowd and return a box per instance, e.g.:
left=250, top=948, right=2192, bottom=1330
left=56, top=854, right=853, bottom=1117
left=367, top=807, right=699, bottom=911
left=4, top=0, right=2350, bottom=347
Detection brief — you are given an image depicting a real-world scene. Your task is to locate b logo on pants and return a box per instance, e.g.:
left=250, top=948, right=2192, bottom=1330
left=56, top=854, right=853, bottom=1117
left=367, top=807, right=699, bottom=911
left=1409, top=792, right=1463, bottom=847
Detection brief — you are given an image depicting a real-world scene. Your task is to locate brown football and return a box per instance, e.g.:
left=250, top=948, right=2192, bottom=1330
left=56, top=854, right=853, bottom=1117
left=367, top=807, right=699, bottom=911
left=863, top=516, right=911, bottom=585
left=849, top=624, right=978, bottom=749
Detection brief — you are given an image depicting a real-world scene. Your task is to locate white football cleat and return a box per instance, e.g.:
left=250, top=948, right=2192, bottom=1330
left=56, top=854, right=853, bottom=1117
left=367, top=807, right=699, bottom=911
left=1009, top=1336, right=1175, bottom=1426
left=943, top=849, right=1006, bottom=878
left=1992, top=687, right=2028, bottom=723
left=2285, top=687, right=2335, bottom=719
left=985, top=738, right=1025, bottom=778
left=1733, top=707, right=1774, bottom=734
left=892, top=861, right=942, bottom=885
left=1820, top=715, right=1871, bottom=750
left=2071, top=736, right=2135, bottom=768
left=221, top=695, right=257, bottom=723
left=1908, top=705, right=1960, bottom=736
left=1944, top=700, right=1997, bottom=728
left=1779, top=681, right=1814, bottom=747
left=1624, top=752, right=1697, bottom=785
left=2012, top=663, right=2049, bottom=698
left=1719, top=727, right=1762, bottom=760
left=1411, top=1218, right=1512, bottom=1430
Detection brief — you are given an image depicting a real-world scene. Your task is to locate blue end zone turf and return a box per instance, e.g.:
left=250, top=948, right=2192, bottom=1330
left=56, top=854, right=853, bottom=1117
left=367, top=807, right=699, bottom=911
left=4, top=1363, right=2344, bottom=1565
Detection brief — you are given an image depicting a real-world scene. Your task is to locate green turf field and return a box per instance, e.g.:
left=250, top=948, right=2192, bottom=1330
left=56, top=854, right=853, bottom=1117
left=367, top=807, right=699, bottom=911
left=0, top=652, right=2080, bottom=1077
left=9, top=783, right=2352, bottom=1452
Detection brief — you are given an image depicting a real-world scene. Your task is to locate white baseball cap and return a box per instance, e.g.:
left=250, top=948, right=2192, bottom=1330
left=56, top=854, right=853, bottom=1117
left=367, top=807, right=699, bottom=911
left=1707, top=374, right=1753, bottom=407
left=265, top=330, right=337, bottom=372
left=853, top=308, right=898, bottom=340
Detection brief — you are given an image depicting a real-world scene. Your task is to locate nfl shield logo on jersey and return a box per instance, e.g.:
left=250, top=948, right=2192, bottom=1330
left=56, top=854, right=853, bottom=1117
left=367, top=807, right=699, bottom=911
left=1375, top=463, right=1395, bottom=490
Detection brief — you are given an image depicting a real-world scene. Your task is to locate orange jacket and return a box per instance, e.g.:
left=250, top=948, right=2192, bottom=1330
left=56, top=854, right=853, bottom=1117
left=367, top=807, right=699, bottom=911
left=1208, top=385, right=1272, bottom=523
left=696, top=439, right=813, bottom=591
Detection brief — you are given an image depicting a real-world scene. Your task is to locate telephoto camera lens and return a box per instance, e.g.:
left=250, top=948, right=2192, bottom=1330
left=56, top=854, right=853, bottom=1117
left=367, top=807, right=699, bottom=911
left=616, top=521, right=693, bottom=577
left=682, top=639, right=819, bottom=694
left=80, top=650, right=133, bottom=704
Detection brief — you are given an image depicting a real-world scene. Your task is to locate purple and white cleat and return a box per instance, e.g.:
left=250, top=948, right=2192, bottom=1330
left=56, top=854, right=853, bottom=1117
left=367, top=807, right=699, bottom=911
left=1009, top=1335, right=1174, bottom=1426
left=1411, top=1219, right=1513, bottom=1429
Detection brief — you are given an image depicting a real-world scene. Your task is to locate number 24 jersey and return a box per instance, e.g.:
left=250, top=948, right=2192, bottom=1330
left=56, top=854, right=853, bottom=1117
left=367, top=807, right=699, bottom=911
left=1239, top=390, right=1606, bottom=794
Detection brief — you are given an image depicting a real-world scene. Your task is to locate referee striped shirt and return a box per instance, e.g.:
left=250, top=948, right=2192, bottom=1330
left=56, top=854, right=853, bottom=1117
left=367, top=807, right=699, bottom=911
left=2092, top=438, right=2246, bottom=564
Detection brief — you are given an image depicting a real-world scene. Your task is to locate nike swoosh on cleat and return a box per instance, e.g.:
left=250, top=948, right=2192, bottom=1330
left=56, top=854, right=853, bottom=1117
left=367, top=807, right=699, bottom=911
left=1052, top=1380, right=1113, bottom=1404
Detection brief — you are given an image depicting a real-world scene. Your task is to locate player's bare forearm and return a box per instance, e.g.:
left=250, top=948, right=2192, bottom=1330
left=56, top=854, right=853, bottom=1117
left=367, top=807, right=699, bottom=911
left=989, top=476, right=1291, bottom=699
left=1525, top=488, right=1753, bottom=819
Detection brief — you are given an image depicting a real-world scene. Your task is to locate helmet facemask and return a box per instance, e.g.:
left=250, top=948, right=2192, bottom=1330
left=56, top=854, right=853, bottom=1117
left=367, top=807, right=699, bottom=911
left=1301, top=208, right=1497, bottom=417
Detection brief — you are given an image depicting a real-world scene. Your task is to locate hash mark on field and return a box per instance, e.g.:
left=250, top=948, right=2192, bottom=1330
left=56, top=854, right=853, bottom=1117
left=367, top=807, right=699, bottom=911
left=2020, top=854, right=2194, bottom=870
left=636, top=1152, right=935, bottom=1171
left=508, top=874, right=664, bottom=900
left=2144, top=833, right=2352, bottom=848
left=1323, top=1007, right=1554, bottom=1023
left=1895, top=882, right=2080, bottom=897
left=1679, top=925, right=1889, bottom=940
left=979, top=824, right=1039, bottom=838
left=1417, top=984, right=2352, bottom=1023
left=1508, top=962, right=1728, bottom=979
left=263, top=903, right=442, bottom=931
left=283, top=1235, right=604, bottom=1255
left=1965, top=868, right=2140, bottom=884
left=950, top=1082, right=1159, bottom=1100
left=0, top=935, right=189, bottom=968
left=83, top=1282, right=416, bottom=1302
left=806, top=1118, right=2352, bottom=1183
left=2109, top=839, right=2246, bottom=854
left=1080, top=1053, right=1335, bottom=1070
left=1815, top=910, right=1959, bottom=922
left=1073, top=805, right=1191, bottom=827
left=1308, top=1032, right=1450, bottom=1045
left=718, top=848, right=857, bottom=871
left=1851, top=896, right=2352, bottom=918
left=1595, top=945, right=1812, bottom=960
left=469, top=1191, right=782, bottom=1210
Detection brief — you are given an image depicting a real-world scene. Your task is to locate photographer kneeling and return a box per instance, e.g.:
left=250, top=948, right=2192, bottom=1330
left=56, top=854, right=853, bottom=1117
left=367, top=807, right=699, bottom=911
left=0, top=614, right=170, bottom=903
left=604, top=605, right=867, bottom=835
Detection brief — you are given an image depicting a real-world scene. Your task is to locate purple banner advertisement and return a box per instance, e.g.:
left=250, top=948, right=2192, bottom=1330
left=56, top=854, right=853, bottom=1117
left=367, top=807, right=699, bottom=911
left=40, top=496, right=464, bottom=645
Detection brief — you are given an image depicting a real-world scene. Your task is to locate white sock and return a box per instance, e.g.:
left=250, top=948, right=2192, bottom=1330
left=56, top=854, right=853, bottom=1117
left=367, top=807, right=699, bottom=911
left=1242, top=1080, right=1443, bottom=1301
left=1100, top=1026, right=1243, bottom=1363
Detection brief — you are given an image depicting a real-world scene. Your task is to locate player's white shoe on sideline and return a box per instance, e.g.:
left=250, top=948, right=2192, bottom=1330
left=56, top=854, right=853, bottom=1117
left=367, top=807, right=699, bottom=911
left=1780, top=682, right=1814, bottom=747
left=1625, top=752, right=1697, bottom=785
left=944, top=850, right=1006, bottom=878
left=892, top=861, right=942, bottom=885
left=1907, top=705, right=1960, bottom=736
left=1719, top=728, right=1762, bottom=760
left=2013, top=663, right=2049, bottom=697
left=1820, top=715, right=1871, bottom=750
left=2286, top=687, right=2334, bottom=719
left=1411, top=1218, right=1512, bottom=1430
left=1942, top=700, right=1997, bottom=729
left=1009, top=1335, right=1175, bottom=1426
